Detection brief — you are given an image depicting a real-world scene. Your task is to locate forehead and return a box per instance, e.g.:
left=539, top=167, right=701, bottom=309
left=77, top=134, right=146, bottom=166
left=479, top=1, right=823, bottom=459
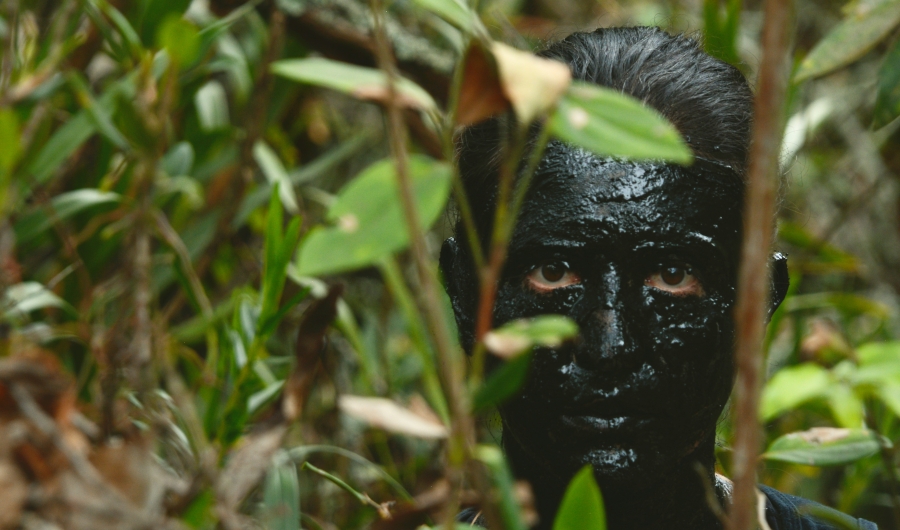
left=515, top=143, right=744, bottom=248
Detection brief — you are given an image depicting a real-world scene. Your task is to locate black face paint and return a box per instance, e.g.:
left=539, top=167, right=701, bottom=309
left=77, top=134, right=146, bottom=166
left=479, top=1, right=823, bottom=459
left=487, top=142, right=744, bottom=523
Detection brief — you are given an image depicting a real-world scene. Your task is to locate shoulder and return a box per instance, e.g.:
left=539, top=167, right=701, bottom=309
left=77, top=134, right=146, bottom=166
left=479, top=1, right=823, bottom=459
left=759, top=484, right=878, bottom=530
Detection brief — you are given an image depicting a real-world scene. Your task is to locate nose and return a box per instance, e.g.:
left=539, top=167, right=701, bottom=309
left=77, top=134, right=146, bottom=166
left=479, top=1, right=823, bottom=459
left=573, top=265, right=629, bottom=369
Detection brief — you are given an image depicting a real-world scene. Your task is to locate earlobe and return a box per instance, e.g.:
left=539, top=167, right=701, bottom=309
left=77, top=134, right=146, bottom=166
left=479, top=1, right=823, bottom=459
left=768, top=252, right=790, bottom=320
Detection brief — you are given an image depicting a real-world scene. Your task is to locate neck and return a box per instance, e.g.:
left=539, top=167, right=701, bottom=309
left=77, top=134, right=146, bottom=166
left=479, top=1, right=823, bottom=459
left=503, top=434, right=726, bottom=530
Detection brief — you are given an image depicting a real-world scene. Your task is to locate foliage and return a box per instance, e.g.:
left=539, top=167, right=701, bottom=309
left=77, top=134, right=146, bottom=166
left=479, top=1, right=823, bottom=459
left=1, top=0, right=900, bottom=528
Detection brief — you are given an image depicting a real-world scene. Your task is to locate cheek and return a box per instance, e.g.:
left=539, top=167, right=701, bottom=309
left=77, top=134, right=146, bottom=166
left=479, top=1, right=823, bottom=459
left=492, top=282, right=584, bottom=324
left=640, top=290, right=735, bottom=407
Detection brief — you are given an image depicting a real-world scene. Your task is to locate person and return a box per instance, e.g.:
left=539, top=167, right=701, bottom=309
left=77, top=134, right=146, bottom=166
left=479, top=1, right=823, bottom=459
left=440, top=27, right=878, bottom=530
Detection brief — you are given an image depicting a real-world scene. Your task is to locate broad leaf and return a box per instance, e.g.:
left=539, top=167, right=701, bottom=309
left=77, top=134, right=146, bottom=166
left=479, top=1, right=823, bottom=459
left=272, top=58, right=437, bottom=111
left=195, top=80, right=230, bottom=131
left=550, top=81, right=692, bottom=163
left=156, top=15, right=201, bottom=66
left=294, top=155, right=452, bottom=277
left=760, top=363, right=831, bottom=421
left=826, top=384, right=865, bottom=428
left=15, top=189, right=121, bottom=243
left=472, top=352, right=532, bottom=412
left=553, top=465, right=606, bottom=530
left=2, top=282, right=75, bottom=319
left=484, top=315, right=579, bottom=359
left=762, top=428, right=882, bottom=466
left=875, top=37, right=900, bottom=127
left=795, top=0, right=900, bottom=82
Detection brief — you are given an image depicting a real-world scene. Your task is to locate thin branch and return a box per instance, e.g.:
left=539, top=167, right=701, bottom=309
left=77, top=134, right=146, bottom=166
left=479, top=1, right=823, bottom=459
left=729, top=1, right=794, bottom=529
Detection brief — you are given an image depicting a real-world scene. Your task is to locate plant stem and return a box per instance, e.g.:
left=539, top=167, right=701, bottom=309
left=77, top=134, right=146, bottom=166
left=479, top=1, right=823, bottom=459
left=368, top=2, right=475, bottom=527
left=728, top=1, right=793, bottom=529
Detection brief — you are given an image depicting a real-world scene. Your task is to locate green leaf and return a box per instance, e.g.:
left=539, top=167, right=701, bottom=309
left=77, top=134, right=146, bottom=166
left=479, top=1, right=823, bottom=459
left=874, top=380, right=900, bottom=417
left=2, top=282, right=75, bottom=320
left=475, top=445, right=528, bottom=530
left=254, top=142, right=299, bottom=214
left=795, top=0, right=900, bottom=82
left=760, top=363, right=832, bottom=421
left=261, top=457, right=301, bottom=530
left=14, top=189, right=121, bottom=243
left=550, top=81, right=692, bottom=164
left=195, top=80, right=230, bottom=131
left=762, top=428, right=882, bottom=466
left=294, top=155, right=452, bottom=277
left=67, top=72, right=129, bottom=150
left=411, top=0, right=478, bottom=33
left=553, top=465, right=606, bottom=530
left=27, top=111, right=95, bottom=184
left=0, top=108, right=22, bottom=177
left=472, top=352, right=532, bottom=412
left=484, top=315, right=579, bottom=359
left=826, top=384, right=865, bottom=428
left=875, top=36, right=900, bottom=127
left=271, top=58, right=437, bottom=111
left=161, top=141, right=195, bottom=177
left=851, top=341, right=900, bottom=386
left=156, top=15, right=201, bottom=67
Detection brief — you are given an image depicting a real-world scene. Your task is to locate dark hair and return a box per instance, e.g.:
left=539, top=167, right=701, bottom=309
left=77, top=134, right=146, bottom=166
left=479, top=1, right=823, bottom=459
left=454, top=26, right=753, bottom=245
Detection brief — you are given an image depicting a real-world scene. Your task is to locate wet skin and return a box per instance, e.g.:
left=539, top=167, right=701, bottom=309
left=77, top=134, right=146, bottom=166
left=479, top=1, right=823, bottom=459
left=442, top=141, right=779, bottom=528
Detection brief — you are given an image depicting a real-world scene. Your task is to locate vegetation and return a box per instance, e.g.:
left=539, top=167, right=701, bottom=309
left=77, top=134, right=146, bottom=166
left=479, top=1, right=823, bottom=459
left=1, top=0, right=900, bottom=529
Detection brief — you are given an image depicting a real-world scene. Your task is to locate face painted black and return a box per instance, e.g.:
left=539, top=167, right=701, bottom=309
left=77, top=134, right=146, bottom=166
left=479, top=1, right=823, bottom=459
left=492, top=142, right=744, bottom=495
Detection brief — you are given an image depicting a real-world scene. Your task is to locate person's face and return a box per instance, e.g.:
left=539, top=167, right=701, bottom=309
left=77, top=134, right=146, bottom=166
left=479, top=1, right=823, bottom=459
left=492, top=143, right=744, bottom=488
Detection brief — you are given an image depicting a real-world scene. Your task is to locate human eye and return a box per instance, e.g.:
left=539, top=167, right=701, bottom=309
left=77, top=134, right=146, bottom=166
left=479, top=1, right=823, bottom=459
left=525, top=261, right=581, bottom=293
left=645, top=262, right=705, bottom=297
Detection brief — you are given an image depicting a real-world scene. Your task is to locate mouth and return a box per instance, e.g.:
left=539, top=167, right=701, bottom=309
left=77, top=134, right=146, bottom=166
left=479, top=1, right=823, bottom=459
left=558, top=413, right=653, bottom=434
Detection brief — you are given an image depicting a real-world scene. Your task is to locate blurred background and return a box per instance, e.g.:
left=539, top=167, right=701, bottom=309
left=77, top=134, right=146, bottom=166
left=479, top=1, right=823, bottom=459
left=2, top=0, right=900, bottom=528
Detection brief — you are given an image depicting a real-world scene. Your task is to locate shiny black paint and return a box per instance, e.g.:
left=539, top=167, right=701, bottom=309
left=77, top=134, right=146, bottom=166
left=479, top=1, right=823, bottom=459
left=442, top=141, right=788, bottom=529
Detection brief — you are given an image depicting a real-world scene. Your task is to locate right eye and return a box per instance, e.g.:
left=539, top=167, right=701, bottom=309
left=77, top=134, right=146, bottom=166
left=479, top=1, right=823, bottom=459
left=526, top=261, right=581, bottom=293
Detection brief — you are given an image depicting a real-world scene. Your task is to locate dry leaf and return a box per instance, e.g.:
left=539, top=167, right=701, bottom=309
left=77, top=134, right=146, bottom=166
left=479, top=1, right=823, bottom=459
left=483, top=330, right=531, bottom=360
left=796, top=427, right=852, bottom=444
left=491, top=42, right=571, bottom=124
left=457, top=44, right=509, bottom=126
left=338, top=395, right=448, bottom=439
left=456, top=42, right=571, bottom=126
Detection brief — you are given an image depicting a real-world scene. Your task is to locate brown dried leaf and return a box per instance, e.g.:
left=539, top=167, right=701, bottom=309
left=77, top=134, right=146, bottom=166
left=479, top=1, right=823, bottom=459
left=338, top=395, right=448, bottom=439
left=796, top=427, right=852, bottom=444
left=456, top=43, right=509, bottom=126
left=282, top=284, right=343, bottom=421
left=491, top=42, right=571, bottom=124
left=216, top=424, right=289, bottom=510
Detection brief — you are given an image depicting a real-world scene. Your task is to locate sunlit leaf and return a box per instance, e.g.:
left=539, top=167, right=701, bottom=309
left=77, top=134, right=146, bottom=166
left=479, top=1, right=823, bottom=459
left=14, top=189, right=121, bottom=243
left=484, top=315, right=579, bottom=359
left=826, top=383, right=865, bottom=428
left=795, top=0, right=900, bottom=82
left=2, top=282, right=75, bottom=320
left=253, top=142, right=299, bottom=214
left=472, top=352, right=532, bottom=413
left=492, top=43, right=572, bottom=125
left=762, top=428, right=882, bottom=466
left=550, top=81, right=692, bottom=163
left=156, top=15, right=201, bottom=66
left=271, top=58, right=437, bottom=111
left=553, top=465, right=606, bottom=530
left=294, top=155, right=452, bottom=277
left=338, top=395, right=448, bottom=439
left=760, top=363, right=832, bottom=421
left=195, top=80, right=230, bottom=131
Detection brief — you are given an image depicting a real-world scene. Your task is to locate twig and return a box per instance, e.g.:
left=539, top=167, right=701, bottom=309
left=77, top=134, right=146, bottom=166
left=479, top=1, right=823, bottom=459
left=368, top=2, right=475, bottom=528
left=302, top=461, right=393, bottom=519
left=728, top=0, right=794, bottom=529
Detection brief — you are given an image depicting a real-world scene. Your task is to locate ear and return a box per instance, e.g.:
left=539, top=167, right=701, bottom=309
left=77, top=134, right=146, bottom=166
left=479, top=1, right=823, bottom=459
left=767, top=252, right=789, bottom=321
left=440, top=237, right=476, bottom=353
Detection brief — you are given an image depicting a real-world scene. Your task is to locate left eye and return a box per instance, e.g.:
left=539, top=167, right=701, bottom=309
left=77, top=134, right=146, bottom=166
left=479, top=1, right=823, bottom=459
left=646, top=264, right=705, bottom=296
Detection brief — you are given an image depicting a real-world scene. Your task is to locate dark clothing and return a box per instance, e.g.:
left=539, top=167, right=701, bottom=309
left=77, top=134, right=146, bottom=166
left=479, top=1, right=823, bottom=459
left=456, top=486, right=878, bottom=529
left=759, top=485, right=876, bottom=530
